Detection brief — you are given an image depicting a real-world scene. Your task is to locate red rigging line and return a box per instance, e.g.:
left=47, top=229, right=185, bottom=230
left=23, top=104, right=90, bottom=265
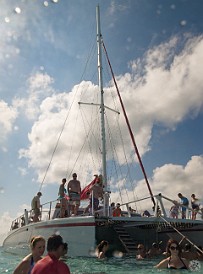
left=102, top=41, right=156, bottom=207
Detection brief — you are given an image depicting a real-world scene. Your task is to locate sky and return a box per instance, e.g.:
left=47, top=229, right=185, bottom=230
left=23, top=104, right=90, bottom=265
left=1, top=0, right=203, bottom=241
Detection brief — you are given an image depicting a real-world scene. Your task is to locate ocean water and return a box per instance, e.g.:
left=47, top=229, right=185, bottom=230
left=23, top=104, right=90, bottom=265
left=0, top=247, right=201, bottom=273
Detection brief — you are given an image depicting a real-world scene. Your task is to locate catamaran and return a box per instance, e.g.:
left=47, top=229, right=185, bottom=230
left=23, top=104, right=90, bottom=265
left=3, top=6, right=203, bottom=257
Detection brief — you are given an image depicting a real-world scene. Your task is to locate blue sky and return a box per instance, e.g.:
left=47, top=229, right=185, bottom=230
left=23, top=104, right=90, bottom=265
left=1, top=0, right=203, bottom=239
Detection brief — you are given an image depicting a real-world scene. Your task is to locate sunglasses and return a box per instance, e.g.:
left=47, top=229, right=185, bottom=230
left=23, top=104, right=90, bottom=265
left=170, top=246, right=178, bottom=250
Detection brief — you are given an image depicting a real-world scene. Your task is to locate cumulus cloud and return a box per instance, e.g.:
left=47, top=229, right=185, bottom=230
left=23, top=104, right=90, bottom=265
left=0, top=100, right=18, bottom=145
left=13, top=72, right=54, bottom=120
left=18, top=35, right=203, bottom=193
left=0, top=206, right=31, bottom=245
left=111, top=155, right=203, bottom=215
left=19, top=81, right=100, bottom=185
left=0, top=212, right=13, bottom=245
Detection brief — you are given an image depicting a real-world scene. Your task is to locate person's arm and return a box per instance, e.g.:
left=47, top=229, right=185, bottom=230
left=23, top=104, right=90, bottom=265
left=154, top=258, right=168, bottom=269
left=67, top=182, right=71, bottom=193
left=79, top=181, right=81, bottom=194
left=59, top=185, right=63, bottom=197
left=59, top=261, right=71, bottom=274
left=13, top=259, right=29, bottom=274
left=182, top=258, right=189, bottom=269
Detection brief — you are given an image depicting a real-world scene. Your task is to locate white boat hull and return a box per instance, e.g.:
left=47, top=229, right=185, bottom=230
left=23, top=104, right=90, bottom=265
left=3, top=216, right=96, bottom=257
left=4, top=214, right=203, bottom=257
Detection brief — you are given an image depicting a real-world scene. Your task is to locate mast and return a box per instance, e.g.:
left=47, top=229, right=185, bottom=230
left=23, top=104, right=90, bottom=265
left=96, top=5, right=109, bottom=216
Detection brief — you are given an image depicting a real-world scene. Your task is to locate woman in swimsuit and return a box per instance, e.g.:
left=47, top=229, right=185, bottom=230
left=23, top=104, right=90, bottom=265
left=13, top=235, right=45, bottom=274
left=155, top=239, right=189, bottom=269
left=96, top=240, right=109, bottom=259
left=136, top=244, right=147, bottom=260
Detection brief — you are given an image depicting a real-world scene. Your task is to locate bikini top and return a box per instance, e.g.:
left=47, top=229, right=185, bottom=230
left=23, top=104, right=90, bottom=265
left=28, top=256, right=35, bottom=274
left=167, top=257, right=187, bottom=269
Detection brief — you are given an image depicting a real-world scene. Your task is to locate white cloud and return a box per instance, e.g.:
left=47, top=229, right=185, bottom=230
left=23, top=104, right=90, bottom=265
left=0, top=205, right=31, bottom=246
left=0, top=100, right=18, bottom=145
left=0, top=212, right=13, bottom=245
left=151, top=155, right=203, bottom=196
left=17, top=35, right=203, bottom=189
left=18, top=167, right=27, bottom=176
left=110, top=155, right=203, bottom=216
left=13, top=72, right=54, bottom=120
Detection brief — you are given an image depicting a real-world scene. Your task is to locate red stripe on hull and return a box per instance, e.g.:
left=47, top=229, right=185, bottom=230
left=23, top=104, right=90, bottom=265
left=35, top=222, right=96, bottom=229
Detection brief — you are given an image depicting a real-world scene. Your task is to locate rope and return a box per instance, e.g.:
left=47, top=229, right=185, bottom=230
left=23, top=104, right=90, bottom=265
left=38, top=22, right=97, bottom=191
left=102, top=41, right=156, bottom=207
left=160, top=215, right=203, bottom=255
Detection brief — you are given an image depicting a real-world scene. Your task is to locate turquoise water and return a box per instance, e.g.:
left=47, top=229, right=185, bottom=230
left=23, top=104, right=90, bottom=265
left=0, top=247, right=201, bottom=273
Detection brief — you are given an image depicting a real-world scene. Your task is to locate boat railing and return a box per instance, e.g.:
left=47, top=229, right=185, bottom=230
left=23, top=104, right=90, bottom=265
left=10, top=198, right=61, bottom=230
left=40, top=198, right=61, bottom=220
left=10, top=193, right=203, bottom=230
left=121, top=193, right=203, bottom=220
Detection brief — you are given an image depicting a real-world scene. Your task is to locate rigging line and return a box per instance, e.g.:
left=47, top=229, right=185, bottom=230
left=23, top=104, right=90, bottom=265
left=160, top=216, right=203, bottom=255
left=79, top=21, right=97, bottom=84
left=67, top=111, right=99, bottom=180
left=39, top=24, right=97, bottom=190
left=105, top=115, right=124, bottom=204
left=103, top=96, right=136, bottom=202
left=79, top=106, right=101, bottom=172
left=65, top=82, right=99, bottom=177
left=103, top=57, right=135, bottom=205
left=115, top=114, right=140, bottom=210
left=39, top=110, right=70, bottom=192
left=105, top=115, right=128, bottom=203
left=65, top=122, right=90, bottom=180
left=80, top=104, right=102, bottom=155
left=65, top=102, right=80, bottom=178
left=102, top=41, right=156, bottom=207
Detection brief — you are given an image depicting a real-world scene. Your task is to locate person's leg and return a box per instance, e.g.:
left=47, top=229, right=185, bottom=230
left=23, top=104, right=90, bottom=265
left=74, top=200, right=80, bottom=215
left=33, top=209, right=40, bottom=222
left=182, top=208, right=186, bottom=219
left=94, top=198, right=99, bottom=210
left=84, top=204, right=90, bottom=213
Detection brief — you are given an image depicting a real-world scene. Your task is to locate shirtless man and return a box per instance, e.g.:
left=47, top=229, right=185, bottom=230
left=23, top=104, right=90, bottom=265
left=67, top=173, right=81, bottom=216
left=90, top=180, right=103, bottom=211
left=84, top=177, right=103, bottom=214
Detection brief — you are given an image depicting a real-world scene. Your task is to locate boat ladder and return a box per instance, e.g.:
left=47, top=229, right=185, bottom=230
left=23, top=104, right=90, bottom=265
left=114, top=225, right=138, bottom=256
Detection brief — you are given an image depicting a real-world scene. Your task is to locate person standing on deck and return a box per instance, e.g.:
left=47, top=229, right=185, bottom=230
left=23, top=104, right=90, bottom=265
left=67, top=173, right=81, bottom=216
left=178, top=193, right=189, bottom=219
left=191, top=194, right=200, bottom=220
left=89, top=176, right=103, bottom=212
left=169, top=201, right=179, bottom=219
left=113, top=203, right=122, bottom=217
left=109, top=202, right=115, bottom=216
left=58, top=178, right=67, bottom=218
left=31, top=192, right=42, bottom=222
